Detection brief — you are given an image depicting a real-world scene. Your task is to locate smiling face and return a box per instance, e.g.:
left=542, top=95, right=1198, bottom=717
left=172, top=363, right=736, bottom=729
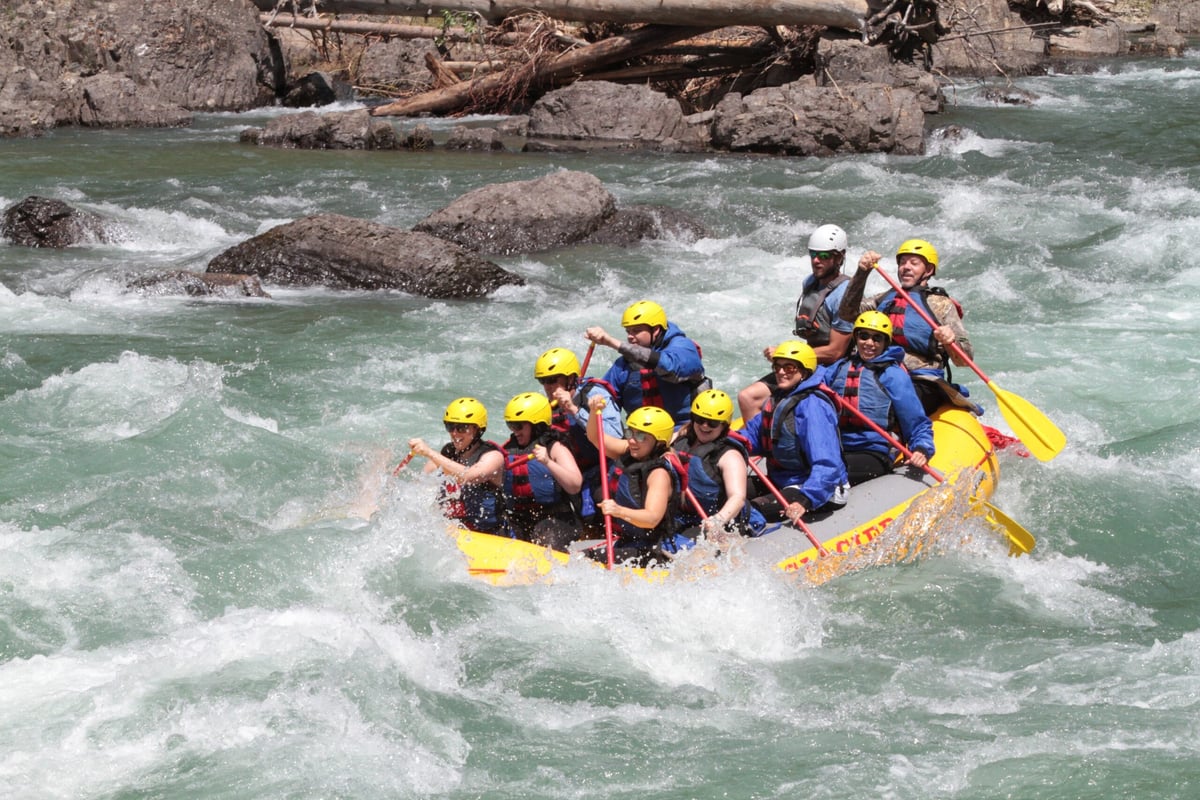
left=445, top=422, right=480, bottom=452
left=854, top=329, right=888, bottom=360
left=772, top=359, right=807, bottom=392
left=691, top=415, right=725, bottom=444
left=507, top=421, right=533, bottom=448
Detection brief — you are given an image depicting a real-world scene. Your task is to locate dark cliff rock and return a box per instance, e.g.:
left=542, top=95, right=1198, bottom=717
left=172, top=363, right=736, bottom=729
left=1, top=0, right=284, bottom=137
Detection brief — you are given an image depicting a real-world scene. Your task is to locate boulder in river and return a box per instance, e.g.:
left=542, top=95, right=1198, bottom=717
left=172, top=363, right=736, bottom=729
left=207, top=213, right=524, bottom=298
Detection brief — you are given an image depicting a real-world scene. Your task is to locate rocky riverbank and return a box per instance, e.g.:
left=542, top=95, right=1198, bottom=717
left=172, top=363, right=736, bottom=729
left=2, top=0, right=1195, bottom=141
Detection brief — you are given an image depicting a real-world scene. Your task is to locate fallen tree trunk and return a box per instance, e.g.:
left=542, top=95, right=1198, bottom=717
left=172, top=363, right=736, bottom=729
left=252, top=0, right=875, bottom=32
left=260, top=12, right=485, bottom=42
left=370, top=24, right=714, bottom=116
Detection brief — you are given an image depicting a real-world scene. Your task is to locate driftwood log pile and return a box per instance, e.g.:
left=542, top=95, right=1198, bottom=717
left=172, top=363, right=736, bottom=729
left=255, top=0, right=952, bottom=117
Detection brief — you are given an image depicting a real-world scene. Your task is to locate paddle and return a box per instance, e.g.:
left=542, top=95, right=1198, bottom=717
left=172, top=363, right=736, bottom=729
left=595, top=406, right=616, bottom=569
left=392, top=449, right=416, bottom=476
left=579, top=341, right=597, bottom=380
left=683, top=487, right=709, bottom=519
left=817, top=385, right=1036, bottom=556
left=505, top=453, right=536, bottom=470
left=870, top=264, right=1066, bottom=462
left=746, top=457, right=829, bottom=558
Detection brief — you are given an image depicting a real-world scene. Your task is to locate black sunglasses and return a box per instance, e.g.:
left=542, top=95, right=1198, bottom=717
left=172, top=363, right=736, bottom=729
left=444, top=422, right=475, bottom=433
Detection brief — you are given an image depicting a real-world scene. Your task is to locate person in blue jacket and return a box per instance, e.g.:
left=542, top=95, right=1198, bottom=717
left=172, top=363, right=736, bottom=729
left=584, top=300, right=708, bottom=424
left=741, top=341, right=850, bottom=527
left=824, top=312, right=935, bottom=485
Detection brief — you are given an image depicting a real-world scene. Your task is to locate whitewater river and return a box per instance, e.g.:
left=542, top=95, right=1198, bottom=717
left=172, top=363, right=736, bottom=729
left=2, top=52, right=1199, bottom=798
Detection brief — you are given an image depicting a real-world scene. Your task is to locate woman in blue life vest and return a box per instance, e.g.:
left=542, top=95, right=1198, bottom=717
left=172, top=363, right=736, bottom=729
left=532, top=346, right=623, bottom=530
left=584, top=300, right=708, bottom=424
left=740, top=341, right=850, bottom=528
left=670, top=389, right=766, bottom=548
left=586, top=396, right=682, bottom=566
left=407, top=397, right=504, bottom=533
left=825, top=311, right=935, bottom=485
left=499, top=392, right=583, bottom=549
left=836, top=239, right=976, bottom=415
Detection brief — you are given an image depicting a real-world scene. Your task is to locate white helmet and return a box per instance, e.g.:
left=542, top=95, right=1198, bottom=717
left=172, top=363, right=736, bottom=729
left=807, top=224, right=848, bottom=253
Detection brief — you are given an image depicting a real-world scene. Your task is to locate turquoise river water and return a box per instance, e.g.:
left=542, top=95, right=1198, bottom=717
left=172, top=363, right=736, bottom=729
left=2, top=52, right=1200, bottom=799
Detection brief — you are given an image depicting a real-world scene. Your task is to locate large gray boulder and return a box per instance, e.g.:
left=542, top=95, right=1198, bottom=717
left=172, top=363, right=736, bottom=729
left=527, top=82, right=701, bottom=149
left=207, top=214, right=524, bottom=298
left=2, top=196, right=114, bottom=248
left=413, top=171, right=617, bottom=255
left=817, top=39, right=943, bottom=114
left=240, top=109, right=400, bottom=150
left=0, top=0, right=283, bottom=137
left=711, top=82, right=926, bottom=156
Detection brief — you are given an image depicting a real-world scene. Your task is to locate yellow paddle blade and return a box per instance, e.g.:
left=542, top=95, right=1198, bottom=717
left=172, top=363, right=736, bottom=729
left=982, top=500, right=1036, bottom=556
left=987, top=380, right=1066, bottom=462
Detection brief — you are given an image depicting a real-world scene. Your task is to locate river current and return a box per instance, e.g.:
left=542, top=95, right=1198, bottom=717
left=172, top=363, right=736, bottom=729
left=2, top=52, right=1200, bottom=799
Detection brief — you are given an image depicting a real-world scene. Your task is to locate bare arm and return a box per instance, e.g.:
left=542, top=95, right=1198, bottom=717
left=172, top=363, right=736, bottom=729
left=711, top=448, right=748, bottom=525
left=538, top=441, right=583, bottom=495
left=601, top=467, right=671, bottom=529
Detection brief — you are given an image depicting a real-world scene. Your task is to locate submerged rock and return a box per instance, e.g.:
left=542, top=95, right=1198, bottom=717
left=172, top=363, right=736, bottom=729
left=128, top=271, right=271, bottom=298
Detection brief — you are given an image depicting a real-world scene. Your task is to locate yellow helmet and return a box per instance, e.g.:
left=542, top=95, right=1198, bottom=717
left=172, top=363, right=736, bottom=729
left=691, top=389, right=734, bottom=423
left=443, top=397, right=487, bottom=430
left=626, top=406, right=675, bottom=445
left=853, top=311, right=893, bottom=341
left=771, top=340, right=817, bottom=373
left=895, top=238, right=939, bottom=273
left=504, top=392, right=553, bottom=427
left=621, top=300, right=667, bottom=330
left=534, top=347, right=580, bottom=380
